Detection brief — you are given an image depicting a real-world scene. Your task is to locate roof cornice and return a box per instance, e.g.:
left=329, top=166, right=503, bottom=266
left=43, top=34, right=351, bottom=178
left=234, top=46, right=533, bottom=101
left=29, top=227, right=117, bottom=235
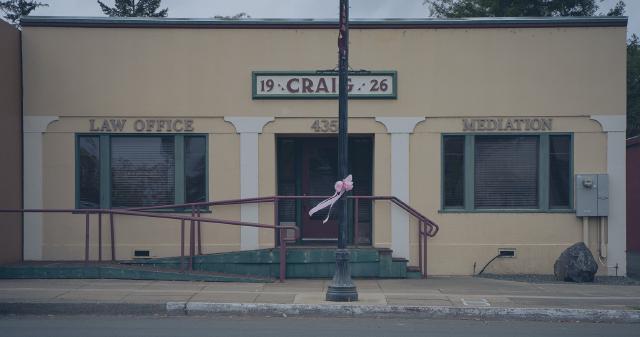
left=20, top=16, right=628, bottom=29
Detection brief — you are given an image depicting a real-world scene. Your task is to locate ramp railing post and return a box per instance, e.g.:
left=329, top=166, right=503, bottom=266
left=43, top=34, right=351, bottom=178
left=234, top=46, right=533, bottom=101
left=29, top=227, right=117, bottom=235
left=110, top=213, right=115, bottom=261
left=84, top=212, right=90, bottom=262
left=189, top=206, right=195, bottom=271
left=354, top=197, right=359, bottom=247
left=418, top=220, right=423, bottom=278
left=180, top=219, right=185, bottom=272
left=197, top=207, right=202, bottom=255
left=98, top=212, right=102, bottom=262
left=279, top=226, right=286, bottom=283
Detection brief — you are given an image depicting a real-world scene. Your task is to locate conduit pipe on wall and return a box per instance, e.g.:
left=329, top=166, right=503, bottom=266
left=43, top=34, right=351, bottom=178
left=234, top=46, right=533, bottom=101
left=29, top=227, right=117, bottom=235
left=583, top=217, right=589, bottom=245
left=599, top=216, right=608, bottom=260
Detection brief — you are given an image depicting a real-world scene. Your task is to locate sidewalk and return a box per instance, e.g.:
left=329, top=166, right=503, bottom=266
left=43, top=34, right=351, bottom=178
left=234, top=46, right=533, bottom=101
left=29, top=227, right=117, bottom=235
left=1, top=277, right=640, bottom=322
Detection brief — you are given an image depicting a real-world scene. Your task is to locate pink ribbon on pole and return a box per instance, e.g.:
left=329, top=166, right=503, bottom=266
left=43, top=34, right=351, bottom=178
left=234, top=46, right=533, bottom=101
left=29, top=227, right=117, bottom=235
left=308, top=174, right=354, bottom=224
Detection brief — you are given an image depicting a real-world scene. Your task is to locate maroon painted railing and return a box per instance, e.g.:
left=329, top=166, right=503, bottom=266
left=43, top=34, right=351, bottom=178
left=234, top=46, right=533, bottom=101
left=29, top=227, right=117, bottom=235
left=0, top=207, right=299, bottom=282
left=1, top=194, right=439, bottom=279
left=130, top=195, right=439, bottom=278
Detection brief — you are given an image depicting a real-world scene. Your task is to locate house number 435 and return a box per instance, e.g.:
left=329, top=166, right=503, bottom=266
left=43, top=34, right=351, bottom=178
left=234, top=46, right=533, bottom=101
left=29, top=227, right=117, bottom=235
left=311, top=119, right=338, bottom=133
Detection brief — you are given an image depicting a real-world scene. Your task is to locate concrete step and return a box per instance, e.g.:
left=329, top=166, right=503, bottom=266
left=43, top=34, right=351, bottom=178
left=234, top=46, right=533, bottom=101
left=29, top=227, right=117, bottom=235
left=122, top=247, right=409, bottom=279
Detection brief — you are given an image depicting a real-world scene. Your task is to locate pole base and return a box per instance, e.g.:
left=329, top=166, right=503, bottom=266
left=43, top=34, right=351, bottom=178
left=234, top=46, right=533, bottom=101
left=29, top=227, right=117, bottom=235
left=325, top=249, right=358, bottom=302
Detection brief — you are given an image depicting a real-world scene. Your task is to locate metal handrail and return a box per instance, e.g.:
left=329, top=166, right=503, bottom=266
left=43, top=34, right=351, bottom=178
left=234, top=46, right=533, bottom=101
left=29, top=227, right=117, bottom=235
left=1, top=194, right=439, bottom=279
left=0, top=207, right=299, bottom=282
left=127, top=194, right=439, bottom=278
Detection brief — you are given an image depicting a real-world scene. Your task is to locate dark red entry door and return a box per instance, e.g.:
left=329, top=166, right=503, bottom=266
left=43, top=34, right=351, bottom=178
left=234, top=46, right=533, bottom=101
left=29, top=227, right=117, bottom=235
left=277, top=136, right=373, bottom=244
left=301, top=138, right=339, bottom=241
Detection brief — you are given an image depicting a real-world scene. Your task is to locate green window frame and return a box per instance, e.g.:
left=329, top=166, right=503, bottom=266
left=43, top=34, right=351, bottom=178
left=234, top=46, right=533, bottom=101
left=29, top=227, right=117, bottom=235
left=75, top=134, right=208, bottom=211
left=440, top=133, right=574, bottom=213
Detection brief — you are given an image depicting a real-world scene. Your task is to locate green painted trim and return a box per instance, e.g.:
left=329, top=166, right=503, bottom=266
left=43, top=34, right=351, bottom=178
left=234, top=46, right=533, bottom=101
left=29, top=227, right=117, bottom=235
left=440, top=135, right=467, bottom=210
left=21, top=16, right=629, bottom=29
left=570, top=133, right=575, bottom=209
left=294, top=140, right=303, bottom=245
left=74, top=133, right=208, bottom=211
left=548, top=133, right=574, bottom=210
left=175, top=135, right=185, bottom=205
left=441, top=132, right=576, bottom=213
left=464, top=135, right=475, bottom=211
left=204, top=134, right=210, bottom=209
left=251, top=71, right=397, bottom=100
left=539, top=134, right=550, bottom=210
left=100, top=135, right=111, bottom=208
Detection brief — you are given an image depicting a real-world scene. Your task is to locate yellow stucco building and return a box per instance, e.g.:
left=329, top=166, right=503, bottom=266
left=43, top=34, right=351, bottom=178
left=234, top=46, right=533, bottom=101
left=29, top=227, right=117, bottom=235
left=19, top=16, right=628, bottom=276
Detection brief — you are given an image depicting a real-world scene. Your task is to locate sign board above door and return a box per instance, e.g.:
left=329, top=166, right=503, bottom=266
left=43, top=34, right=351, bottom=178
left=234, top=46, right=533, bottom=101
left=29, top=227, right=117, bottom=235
left=252, top=71, right=397, bottom=99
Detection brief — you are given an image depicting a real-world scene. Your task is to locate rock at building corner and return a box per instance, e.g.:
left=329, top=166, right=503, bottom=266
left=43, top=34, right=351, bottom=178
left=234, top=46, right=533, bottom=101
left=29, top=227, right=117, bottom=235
left=554, top=242, right=598, bottom=282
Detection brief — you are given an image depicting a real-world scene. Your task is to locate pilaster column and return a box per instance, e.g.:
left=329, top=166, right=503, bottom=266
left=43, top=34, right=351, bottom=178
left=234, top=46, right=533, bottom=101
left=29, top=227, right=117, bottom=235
left=590, top=115, right=626, bottom=276
left=224, top=117, right=274, bottom=251
left=23, top=116, right=59, bottom=260
left=375, top=117, right=425, bottom=259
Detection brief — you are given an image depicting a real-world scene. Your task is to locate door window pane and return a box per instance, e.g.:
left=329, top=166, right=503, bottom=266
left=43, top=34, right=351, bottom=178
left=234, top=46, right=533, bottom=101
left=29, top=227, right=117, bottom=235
left=185, top=136, right=207, bottom=203
left=78, top=136, right=100, bottom=209
left=549, top=135, right=571, bottom=208
left=443, top=136, right=465, bottom=208
left=111, top=137, right=175, bottom=207
left=474, top=136, right=539, bottom=209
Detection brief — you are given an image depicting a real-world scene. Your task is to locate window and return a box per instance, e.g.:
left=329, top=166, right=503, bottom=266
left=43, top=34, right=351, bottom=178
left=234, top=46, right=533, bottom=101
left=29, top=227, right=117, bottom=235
left=442, top=134, right=572, bottom=211
left=474, top=136, right=538, bottom=209
left=77, top=135, right=207, bottom=209
left=442, top=136, right=465, bottom=208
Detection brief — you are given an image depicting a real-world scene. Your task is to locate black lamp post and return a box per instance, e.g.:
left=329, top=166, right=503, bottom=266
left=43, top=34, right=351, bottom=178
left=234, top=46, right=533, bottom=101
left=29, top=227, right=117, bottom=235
left=325, top=0, right=358, bottom=302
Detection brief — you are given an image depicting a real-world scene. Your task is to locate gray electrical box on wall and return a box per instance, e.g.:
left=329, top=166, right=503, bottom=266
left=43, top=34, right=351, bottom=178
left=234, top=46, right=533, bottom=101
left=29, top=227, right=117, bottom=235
left=575, top=174, right=609, bottom=216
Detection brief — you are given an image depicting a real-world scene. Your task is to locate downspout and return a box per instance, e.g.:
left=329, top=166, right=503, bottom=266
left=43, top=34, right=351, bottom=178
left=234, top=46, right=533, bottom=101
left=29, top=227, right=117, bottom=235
left=582, top=216, right=589, bottom=245
left=599, top=216, right=608, bottom=262
left=19, top=26, right=24, bottom=263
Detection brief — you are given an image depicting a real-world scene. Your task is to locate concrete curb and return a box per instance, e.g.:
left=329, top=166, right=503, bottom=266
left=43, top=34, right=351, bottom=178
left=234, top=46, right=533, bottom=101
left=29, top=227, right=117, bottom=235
left=171, top=302, right=640, bottom=323
left=0, top=302, right=166, bottom=316
left=2, top=301, right=639, bottom=323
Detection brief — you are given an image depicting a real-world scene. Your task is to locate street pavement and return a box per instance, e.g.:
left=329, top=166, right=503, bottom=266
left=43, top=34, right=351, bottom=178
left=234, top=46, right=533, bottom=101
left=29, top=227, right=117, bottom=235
left=0, top=316, right=638, bottom=337
left=1, top=277, right=639, bottom=321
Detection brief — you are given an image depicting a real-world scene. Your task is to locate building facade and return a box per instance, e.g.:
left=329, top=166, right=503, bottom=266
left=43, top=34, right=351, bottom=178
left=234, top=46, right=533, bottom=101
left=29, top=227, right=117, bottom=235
left=20, top=16, right=628, bottom=275
left=628, top=136, right=640, bottom=277
left=0, top=20, right=23, bottom=264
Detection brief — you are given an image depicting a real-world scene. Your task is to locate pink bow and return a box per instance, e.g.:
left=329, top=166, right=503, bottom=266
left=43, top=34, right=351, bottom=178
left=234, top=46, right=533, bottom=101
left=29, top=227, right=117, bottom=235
left=308, top=175, right=354, bottom=224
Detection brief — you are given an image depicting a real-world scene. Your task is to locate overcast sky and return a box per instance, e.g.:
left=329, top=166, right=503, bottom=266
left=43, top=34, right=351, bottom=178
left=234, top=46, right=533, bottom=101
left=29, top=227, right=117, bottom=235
left=28, top=0, right=639, bottom=37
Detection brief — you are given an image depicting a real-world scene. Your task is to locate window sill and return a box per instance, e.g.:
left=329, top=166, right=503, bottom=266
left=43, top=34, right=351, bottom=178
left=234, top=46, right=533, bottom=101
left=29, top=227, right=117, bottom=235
left=438, top=209, right=576, bottom=214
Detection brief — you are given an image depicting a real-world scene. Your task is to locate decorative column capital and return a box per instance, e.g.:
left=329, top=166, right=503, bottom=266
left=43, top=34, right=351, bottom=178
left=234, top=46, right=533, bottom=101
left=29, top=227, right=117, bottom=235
left=23, top=116, right=59, bottom=133
left=375, top=117, right=425, bottom=134
left=224, top=117, right=274, bottom=134
left=590, top=115, right=625, bottom=132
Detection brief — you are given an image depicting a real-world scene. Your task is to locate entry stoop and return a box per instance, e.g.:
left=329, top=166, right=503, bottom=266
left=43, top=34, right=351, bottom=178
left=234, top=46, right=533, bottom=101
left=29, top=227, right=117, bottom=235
left=123, top=247, right=410, bottom=279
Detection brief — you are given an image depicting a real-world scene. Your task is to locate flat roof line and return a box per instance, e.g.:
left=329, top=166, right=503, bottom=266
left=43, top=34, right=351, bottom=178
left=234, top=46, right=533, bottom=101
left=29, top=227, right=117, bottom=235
left=20, top=16, right=628, bottom=29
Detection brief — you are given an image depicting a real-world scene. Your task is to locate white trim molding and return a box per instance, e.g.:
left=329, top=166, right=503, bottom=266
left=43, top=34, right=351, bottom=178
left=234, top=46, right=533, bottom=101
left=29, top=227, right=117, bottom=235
left=375, top=117, right=425, bottom=260
left=590, top=115, right=626, bottom=276
left=224, top=117, right=274, bottom=251
left=23, top=116, right=59, bottom=260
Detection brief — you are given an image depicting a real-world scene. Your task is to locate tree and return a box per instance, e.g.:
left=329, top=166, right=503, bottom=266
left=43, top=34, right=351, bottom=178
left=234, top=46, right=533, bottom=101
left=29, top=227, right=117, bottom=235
left=628, top=34, right=640, bottom=137
left=213, top=12, right=251, bottom=20
left=0, top=0, right=48, bottom=26
left=606, top=1, right=625, bottom=16
left=423, top=0, right=601, bottom=18
left=97, top=0, right=168, bottom=18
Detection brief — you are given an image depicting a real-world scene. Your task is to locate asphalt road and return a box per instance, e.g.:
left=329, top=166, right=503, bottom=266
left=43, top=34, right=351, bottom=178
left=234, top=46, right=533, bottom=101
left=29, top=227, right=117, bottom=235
left=0, top=316, right=638, bottom=337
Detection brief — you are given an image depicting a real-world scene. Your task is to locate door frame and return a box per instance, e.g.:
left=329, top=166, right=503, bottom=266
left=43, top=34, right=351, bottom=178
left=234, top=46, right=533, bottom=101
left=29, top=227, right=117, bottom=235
left=275, top=134, right=374, bottom=246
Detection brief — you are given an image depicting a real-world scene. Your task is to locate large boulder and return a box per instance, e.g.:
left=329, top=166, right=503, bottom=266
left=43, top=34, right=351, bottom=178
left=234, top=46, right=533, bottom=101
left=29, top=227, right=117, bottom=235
left=554, top=242, right=598, bottom=282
